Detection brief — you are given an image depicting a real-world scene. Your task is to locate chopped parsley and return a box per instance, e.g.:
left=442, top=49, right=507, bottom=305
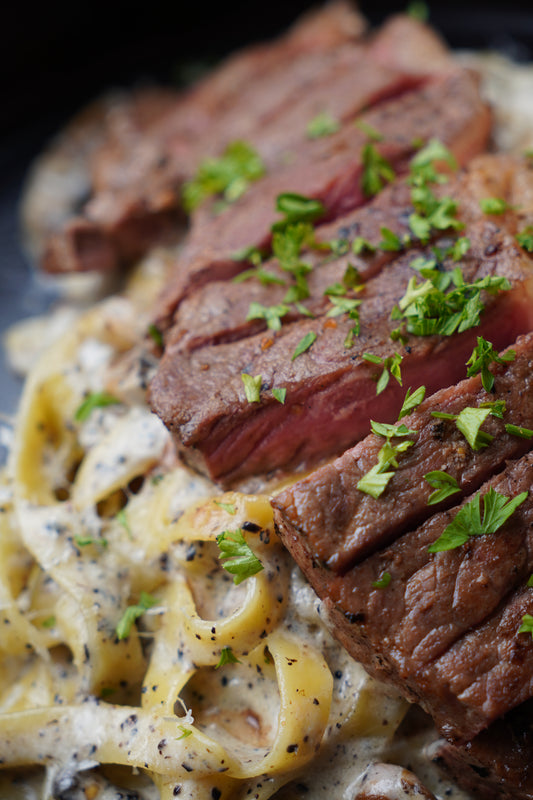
left=292, top=331, right=317, bottom=360
left=505, top=423, right=533, bottom=440
left=370, top=420, right=416, bottom=439
left=392, top=269, right=512, bottom=337
left=355, top=120, right=383, bottom=142
left=74, top=392, right=121, bottom=422
left=379, top=227, right=403, bottom=251
left=407, top=0, right=429, bottom=20
left=231, top=244, right=265, bottom=265
left=74, top=534, right=108, bottom=548
left=177, top=726, right=193, bottom=740
left=361, top=144, right=395, bottom=198
left=116, top=592, right=157, bottom=640
left=479, top=197, right=510, bottom=215
left=234, top=266, right=285, bottom=286
left=241, top=373, right=262, bottom=403
left=357, top=418, right=415, bottom=498
left=116, top=508, right=132, bottom=539
left=362, top=352, right=403, bottom=395
left=449, top=237, right=471, bottom=262
left=516, top=225, right=533, bottom=252
left=216, top=529, right=264, bottom=584
left=182, top=141, right=265, bottom=211
left=466, top=337, right=516, bottom=392
left=272, top=387, right=287, bottom=404
left=424, top=470, right=461, bottom=505
left=246, top=302, right=290, bottom=331
left=214, top=500, right=236, bottom=515
left=147, top=323, right=163, bottom=348
left=326, top=295, right=362, bottom=319
left=480, top=399, right=506, bottom=419
left=372, top=572, right=391, bottom=589
left=398, top=385, right=426, bottom=419
left=431, top=406, right=494, bottom=451
left=306, top=111, right=340, bottom=139
left=427, top=487, right=527, bottom=552
left=518, top=614, right=533, bottom=639
left=41, top=615, right=56, bottom=629
left=215, top=646, right=241, bottom=668
left=352, top=236, right=377, bottom=256
left=273, top=193, right=325, bottom=231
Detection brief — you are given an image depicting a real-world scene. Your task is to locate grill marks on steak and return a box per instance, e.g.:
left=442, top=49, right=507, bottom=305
left=149, top=221, right=533, bottom=485
left=155, top=68, right=491, bottom=326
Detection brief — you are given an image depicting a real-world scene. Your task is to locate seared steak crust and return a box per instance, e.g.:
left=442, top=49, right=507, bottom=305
left=432, top=700, right=533, bottom=800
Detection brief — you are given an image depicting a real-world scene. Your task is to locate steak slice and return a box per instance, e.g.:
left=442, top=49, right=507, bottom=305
left=155, top=68, right=491, bottom=326
left=432, top=699, right=533, bottom=800
left=168, top=153, right=522, bottom=355
left=271, top=330, right=533, bottom=574
left=149, top=221, right=533, bottom=485
left=306, top=453, right=533, bottom=743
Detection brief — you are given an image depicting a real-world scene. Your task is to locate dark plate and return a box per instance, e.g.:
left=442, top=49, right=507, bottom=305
left=1, top=1, right=533, bottom=414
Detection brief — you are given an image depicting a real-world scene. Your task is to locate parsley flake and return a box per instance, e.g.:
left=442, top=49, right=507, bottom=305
left=273, top=193, right=324, bottom=230
left=352, top=236, right=377, bottom=256
left=432, top=406, right=494, bottom=451
left=428, top=487, right=527, bottom=553
left=516, top=226, right=533, bottom=252
left=357, top=466, right=396, bottom=499
left=372, top=572, right=391, bottom=589
left=215, top=646, right=241, bottom=668
left=75, top=392, right=121, bottom=422
left=306, top=111, right=340, bottom=139
left=116, top=509, right=132, bottom=539
left=505, top=423, right=533, bottom=440
left=424, top=470, right=461, bottom=505
left=479, top=197, right=510, bottom=215
left=74, top=534, right=108, bottom=548
left=355, top=120, right=383, bottom=142
left=361, top=144, right=395, bottom=198
left=216, top=529, right=264, bottom=584
left=147, top=323, right=163, bottom=348
left=379, top=227, right=403, bottom=251
left=292, top=331, right=317, bottom=360
left=41, top=615, right=56, bottom=629
left=363, top=352, right=403, bottom=395
left=182, top=141, right=265, bottom=211
left=214, top=500, right=236, bottom=515
left=272, top=387, right=287, bottom=404
left=116, top=592, right=157, bottom=640
left=394, top=270, right=512, bottom=337
left=398, top=385, right=426, bottom=419
left=466, top=337, right=516, bottom=392
left=177, top=726, right=193, bottom=740
left=241, top=374, right=262, bottom=403
left=519, top=614, right=533, bottom=639
left=246, top=301, right=290, bottom=331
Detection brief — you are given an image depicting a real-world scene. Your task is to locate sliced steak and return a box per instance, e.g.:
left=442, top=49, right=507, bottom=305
left=155, top=68, right=491, bottom=326
left=308, top=453, right=533, bottom=742
left=432, top=699, right=533, bottom=800
left=150, top=221, right=533, bottom=485
left=37, top=2, right=367, bottom=275
left=272, top=331, right=533, bottom=574
left=168, top=153, right=522, bottom=355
